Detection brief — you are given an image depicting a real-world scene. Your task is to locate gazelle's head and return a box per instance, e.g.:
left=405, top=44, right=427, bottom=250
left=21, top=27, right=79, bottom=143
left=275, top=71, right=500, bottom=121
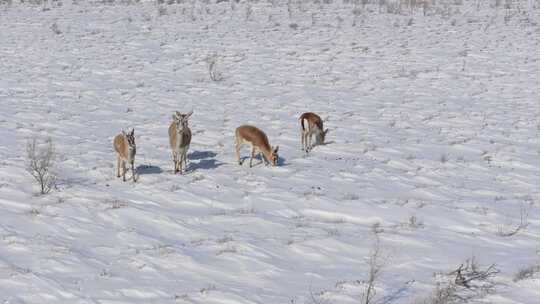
left=270, top=145, right=279, bottom=166
left=317, top=128, right=329, bottom=144
left=123, top=128, right=136, bottom=148
left=172, top=110, right=193, bottom=132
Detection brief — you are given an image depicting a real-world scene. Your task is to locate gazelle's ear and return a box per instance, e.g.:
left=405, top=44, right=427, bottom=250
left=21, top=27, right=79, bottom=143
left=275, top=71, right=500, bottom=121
left=274, top=145, right=279, bottom=153
left=130, top=128, right=135, bottom=136
left=324, top=128, right=329, bottom=134
left=186, top=110, right=193, bottom=118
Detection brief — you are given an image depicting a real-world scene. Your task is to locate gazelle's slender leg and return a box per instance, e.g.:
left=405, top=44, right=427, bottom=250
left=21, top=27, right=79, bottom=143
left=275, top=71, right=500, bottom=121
left=249, top=146, right=256, bottom=168
left=184, top=149, right=188, bottom=170
left=172, top=152, right=177, bottom=174
left=176, top=153, right=180, bottom=174
left=258, top=152, right=265, bottom=166
left=236, top=143, right=242, bottom=165
left=176, top=153, right=179, bottom=174
left=116, top=155, right=121, bottom=178
left=178, top=153, right=183, bottom=175
left=301, top=131, right=305, bottom=151
left=122, top=160, right=126, bottom=182
left=131, top=162, right=136, bottom=182
left=181, top=151, right=186, bottom=173
left=315, top=130, right=322, bottom=146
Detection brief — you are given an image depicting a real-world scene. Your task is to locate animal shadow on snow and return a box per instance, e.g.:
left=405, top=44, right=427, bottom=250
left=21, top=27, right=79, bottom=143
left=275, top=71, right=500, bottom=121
left=319, top=140, right=335, bottom=146
left=136, top=164, right=163, bottom=175
left=277, top=155, right=288, bottom=166
left=239, top=154, right=288, bottom=167
left=189, top=150, right=217, bottom=160
left=188, top=150, right=223, bottom=171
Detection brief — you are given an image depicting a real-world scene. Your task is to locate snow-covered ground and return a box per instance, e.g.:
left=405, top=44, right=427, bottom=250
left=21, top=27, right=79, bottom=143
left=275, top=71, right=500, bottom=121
left=1, top=0, right=540, bottom=303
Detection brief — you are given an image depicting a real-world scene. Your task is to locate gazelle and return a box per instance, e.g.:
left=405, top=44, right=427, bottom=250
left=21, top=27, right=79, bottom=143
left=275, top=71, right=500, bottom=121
left=235, top=125, right=279, bottom=167
left=113, top=128, right=136, bottom=182
left=299, top=112, right=328, bottom=152
left=169, top=111, right=192, bottom=174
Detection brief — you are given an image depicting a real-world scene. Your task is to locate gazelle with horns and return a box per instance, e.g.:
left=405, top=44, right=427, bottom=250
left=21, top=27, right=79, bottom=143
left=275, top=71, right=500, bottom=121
left=235, top=125, right=279, bottom=167
left=169, top=111, right=193, bottom=174
left=113, top=128, right=136, bottom=182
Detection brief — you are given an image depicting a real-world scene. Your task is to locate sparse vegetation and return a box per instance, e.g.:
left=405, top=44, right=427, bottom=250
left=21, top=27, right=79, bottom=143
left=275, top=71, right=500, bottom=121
left=157, top=5, right=167, bottom=16
left=414, top=257, right=499, bottom=304
left=50, top=21, right=61, bottom=35
left=496, top=203, right=530, bottom=237
left=361, top=233, right=385, bottom=304
left=26, top=137, right=57, bottom=195
left=206, top=54, right=223, bottom=82
left=514, top=263, right=540, bottom=282
left=308, top=285, right=330, bottom=304
left=104, top=199, right=128, bottom=210
left=439, top=153, right=448, bottom=163
left=406, top=215, right=424, bottom=229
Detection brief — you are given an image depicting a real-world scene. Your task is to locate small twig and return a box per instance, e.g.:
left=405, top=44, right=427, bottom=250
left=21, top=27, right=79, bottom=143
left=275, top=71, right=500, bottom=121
left=308, top=284, right=328, bottom=304
left=497, top=203, right=530, bottom=237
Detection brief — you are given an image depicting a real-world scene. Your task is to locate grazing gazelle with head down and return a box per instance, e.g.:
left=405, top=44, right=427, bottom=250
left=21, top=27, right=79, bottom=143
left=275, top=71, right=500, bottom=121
left=299, top=112, right=328, bottom=152
left=169, top=110, right=192, bottom=174
left=235, top=125, right=279, bottom=167
left=113, top=128, right=136, bottom=182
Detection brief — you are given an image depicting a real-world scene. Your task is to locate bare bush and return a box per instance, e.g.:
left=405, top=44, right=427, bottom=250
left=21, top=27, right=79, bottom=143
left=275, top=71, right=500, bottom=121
left=496, top=203, right=530, bottom=237
left=361, top=233, right=385, bottom=304
left=451, top=258, right=499, bottom=291
left=413, top=282, right=457, bottom=304
left=386, top=0, right=402, bottom=14
left=287, top=0, right=293, bottom=19
left=371, top=222, right=384, bottom=234
left=308, top=285, right=329, bottom=304
left=352, top=7, right=363, bottom=26
left=245, top=2, right=252, bottom=21
left=406, top=215, right=424, bottom=229
left=157, top=5, right=167, bottom=16
left=414, top=257, right=499, bottom=304
left=206, top=54, right=223, bottom=82
left=514, top=263, right=540, bottom=282
left=26, top=137, right=57, bottom=194
left=439, top=153, right=448, bottom=163
left=300, top=233, right=386, bottom=304
left=50, top=21, right=61, bottom=35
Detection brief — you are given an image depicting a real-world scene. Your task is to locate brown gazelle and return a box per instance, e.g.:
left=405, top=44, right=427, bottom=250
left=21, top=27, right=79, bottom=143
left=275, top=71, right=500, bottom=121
left=113, top=128, right=136, bottom=182
left=299, top=112, right=328, bottom=152
left=235, top=125, right=279, bottom=167
left=169, top=111, right=192, bottom=174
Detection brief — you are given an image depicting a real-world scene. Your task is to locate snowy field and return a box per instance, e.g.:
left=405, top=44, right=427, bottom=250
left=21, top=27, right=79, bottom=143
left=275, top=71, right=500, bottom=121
left=1, top=0, right=540, bottom=303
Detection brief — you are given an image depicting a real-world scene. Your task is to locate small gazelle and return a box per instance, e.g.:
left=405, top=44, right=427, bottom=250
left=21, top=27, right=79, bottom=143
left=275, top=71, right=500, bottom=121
left=113, top=128, right=136, bottom=182
left=169, top=111, right=192, bottom=174
left=235, top=125, right=279, bottom=167
left=299, top=112, right=328, bottom=152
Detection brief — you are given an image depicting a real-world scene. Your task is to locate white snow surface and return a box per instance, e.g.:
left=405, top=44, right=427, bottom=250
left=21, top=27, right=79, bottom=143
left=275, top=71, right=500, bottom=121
left=1, top=1, right=540, bottom=303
